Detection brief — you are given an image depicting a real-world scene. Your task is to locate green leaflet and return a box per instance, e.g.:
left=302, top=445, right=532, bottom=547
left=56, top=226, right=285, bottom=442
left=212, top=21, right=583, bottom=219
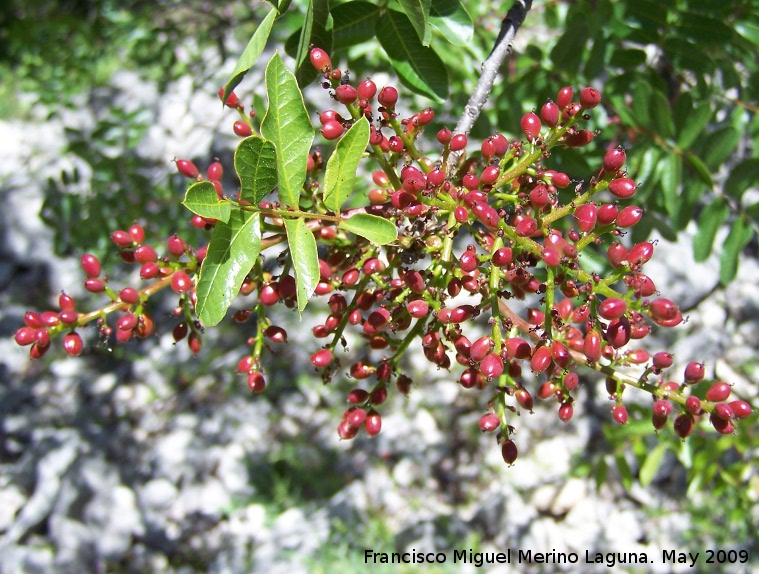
left=261, top=53, right=314, bottom=209
left=660, top=152, right=682, bottom=219
left=724, top=158, right=759, bottom=201
left=429, top=0, right=472, bottom=46
left=323, top=117, right=370, bottom=213
left=719, top=217, right=753, bottom=285
left=195, top=209, right=262, bottom=327
left=339, top=213, right=397, bottom=245
left=639, top=443, right=668, bottom=487
left=182, top=181, right=232, bottom=223
left=331, top=1, right=379, bottom=50
left=222, top=7, right=278, bottom=105
left=677, top=103, right=712, bottom=149
left=235, top=136, right=278, bottom=205
left=284, top=218, right=319, bottom=315
left=376, top=9, right=448, bottom=102
left=397, top=0, right=432, bottom=46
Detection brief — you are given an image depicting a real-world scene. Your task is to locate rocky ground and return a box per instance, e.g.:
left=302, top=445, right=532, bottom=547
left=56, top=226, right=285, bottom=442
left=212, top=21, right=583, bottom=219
left=0, top=44, right=757, bottom=574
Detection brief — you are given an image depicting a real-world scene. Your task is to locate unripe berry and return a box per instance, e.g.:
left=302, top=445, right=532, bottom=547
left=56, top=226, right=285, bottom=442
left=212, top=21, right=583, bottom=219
left=520, top=112, right=541, bottom=140
left=176, top=159, right=199, bottom=179
left=378, top=86, right=398, bottom=107
left=309, top=47, right=332, bottom=72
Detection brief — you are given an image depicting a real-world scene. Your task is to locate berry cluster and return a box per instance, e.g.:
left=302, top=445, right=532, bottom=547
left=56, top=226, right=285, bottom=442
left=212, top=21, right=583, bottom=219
left=15, top=47, right=753, bottom=466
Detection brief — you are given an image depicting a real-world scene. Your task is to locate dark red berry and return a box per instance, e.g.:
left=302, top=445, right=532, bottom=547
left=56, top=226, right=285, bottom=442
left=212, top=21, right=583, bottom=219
left=247, top=371, right=266, bottom=393
left=597, top=203, right=619, bottom=225
left=501, top=440, right=518, bottom=464
left=598, top=297, right=627, bottom=320
left=684, top=362, right=705, bottom=384
left=652, top=352, right=674, bottom=370
left=480, top=353, right=504, bottom=378
left=364, top=410, right=382, bottom=436
left=530, top=345, right=552, bottom=373
left=648, top=298, right=679, bottom=323
left=479, top=413, right=500, bottom=432
left=729, top=400, right=752, bottom=419
left=674, top=414, right=693, bottom=438
left=685, top=396, right=702, bottom=415
left=565, top=129, right=595, bottom=147
left=603, top=148, right=626, bottom=173
left=558, top=402, right=574, bottom=422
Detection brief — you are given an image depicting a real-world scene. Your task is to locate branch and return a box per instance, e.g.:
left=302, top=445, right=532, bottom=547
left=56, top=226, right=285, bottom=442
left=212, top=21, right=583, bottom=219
left=452, top=0, right=533, bottom=138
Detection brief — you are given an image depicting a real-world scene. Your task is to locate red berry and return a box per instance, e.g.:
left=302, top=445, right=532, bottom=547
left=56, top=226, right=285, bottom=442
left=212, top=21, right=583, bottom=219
left=335, top=84, right=357, bottom=105
left=491, top=247, right=513, bottom=267
left=233, top=121, right=252, bottom=137
left=579, top=87, right=601, bottom=109
left=58, top=292, right=75, bottom=311
left=729, top=400, right=752, bottom=419
left=247, top=371, right=266, bottom=393
left=574, top=203, right=598, bottom=233
left=616, top=205, right=643, bottom=228
left=437, top=128, right=452, bottom=145
left=320, top=120, right=344, bottom=140
left=188, top=331, right=202, bottom=354
left=557, top=86, right=573, bottom=109
left=139, top=262, right=159, bottom=280
left=565, top=129, right=595, bottom=147
left=606, top=317, right=631, bottom=348
left=628, top=241, right=654, bottom=267
left=357, top=78, right=377, bottom=100
left=364, top=410, right=382, bottom=436
left=515, top=216, right=537, bottom=237
left=598, top=297, right=627, bottom=320
left=62, top=332, right=83, bottom=356
left=309, top=47, right=332, bottom=72
left=167, top=234, right=186, bottom=257
left=714, top=403, right=735, bottom=420
left=84, top=278, right=106, bottom=293
left=540, top=101, right=559, bottom=127
left=612, top=404, right=628, bottom=424
left=170, top=270, right=193, bottom=293
left=206, top=161, right=223, bottom=181
left=674, top=414, right=694, bottom=438
left=134, top=244, right=157, bottom=264
left=652, top=352, right=674, bottom=370
left=480, top=353, right=504, bottom=378
left=684, top=362, right=705, bottom=384
left=530, top=345, right=552, bottom=373
left=597, top=203, right=619, bottom=225
left=311, top=348, right=333, bottom=368
left=520, top=112, right=541, bottom=140
left=479, top=413, right=500, bottom=432
left=472, top=201, right=499, bottom=229
left=584, top=330, right=602, bottom=362
left=80, top=253, right=101, bottom=277
left=176, top=159, right=199, bottom=179
left=652, top=399, right=673, bottom=417
left=15, top=327, right=36, bottom=346
left=606, top=243, right=628, bottom=268
left=648, top=298, right=679, bottom=322
left=110, top=230, right=133, bottom=247
left=406, top=299, right=429, bottom=318
left=705, top=381, right=731, bottom=402
left=558, top=402, right=574, bottom=422
left=545, top=170, right=570, bottom=188
left=609, top=177, right=636, bottom=198
left=686, top=396, right=702, bottom=415
left=378, top=86, right=398, bottom=107
left=449, top=133, right=468, bottom=152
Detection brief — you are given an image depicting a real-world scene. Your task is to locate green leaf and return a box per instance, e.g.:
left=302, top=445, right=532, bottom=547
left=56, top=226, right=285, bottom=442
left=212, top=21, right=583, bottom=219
left=397, top=0, right=432, bottom=45
left=331, top=1, right=379, bottom=50
left=660, top=152, right=682, bottom=219
left=284, top=218, right=320, bottom=315
left=677, top=103, right=712, bottom=149
left=293, top=0, right=334, bottom=87
left=222, top=7, right=278, bottom=105
left=339, top=213, right=397, bottom=245
left=615, top=453, right=634, bottom=491
left=195, top=210, right=262, bottom=327
left=182, top=182, right=232, bottom=223
left=549, top=15, right=588, bottom=73
left=724, top=158, right=759, bottom=201
left=323, top=117, right=370, bottom=213
left=719, top=218, right=752, bottom=285
left=650, top=89, right=675, bottom=140
left=235, top=136, right=278, bottom=204
left=261, top=53, right=314, bottom=209
left=685, top=152, right=713, bottom=188
left=631, top=82, right=652, bottom=130
left=376, top=10, right=448, bottom=102
left=639, top=443, right=668, bottom=487
left=693, top=198, right=729, bottom=261
left=702, top=126, right=739, bottom=170
left=429, top=0, right=472, bottom=46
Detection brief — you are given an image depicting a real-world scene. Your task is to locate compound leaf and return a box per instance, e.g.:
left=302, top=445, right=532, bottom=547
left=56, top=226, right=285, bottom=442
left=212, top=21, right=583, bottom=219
left=196, top=209, right=261, bottom=327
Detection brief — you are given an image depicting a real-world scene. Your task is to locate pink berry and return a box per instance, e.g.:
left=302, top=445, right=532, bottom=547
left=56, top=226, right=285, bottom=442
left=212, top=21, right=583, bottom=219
left=176, top=159, right=199, bottom=179
left=479, top=413, right=500, bottom=432
left=170, top=271, right=193, bottom=293
left=574, top=203, right=598, bottom=233
left=357, top=79, right=377, bottom=100
left=579, top=87, right=601, bottom=109
left=311, top=348, right=333, bottom=368
left=320, top=120, right=344, bottom=140
left=609, top=177, right=637, bottom=198
left=612, top=405, right=628, bottom=424
left=80, top=254, right=101, bottom=277
left=520, top=112, right=541, bottom=140
left=540, top=101, right=559, bottom=127
left=557, top=86, right=573, bottom=109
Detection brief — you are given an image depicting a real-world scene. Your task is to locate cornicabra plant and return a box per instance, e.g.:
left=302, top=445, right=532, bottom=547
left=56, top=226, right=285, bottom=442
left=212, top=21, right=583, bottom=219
left=14, top=0, right=755, bottom=465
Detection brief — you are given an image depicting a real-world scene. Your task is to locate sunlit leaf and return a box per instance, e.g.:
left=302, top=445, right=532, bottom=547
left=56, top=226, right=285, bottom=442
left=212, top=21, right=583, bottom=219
left=719, top=217, right=752, bottom=285
left=284, top=218, right=319, bottom=315
left=323, top=117, right=370, bottom=213
left=693, top=198, right=729, bottom=261
left=223, top=7, right=278, bottom=104
left=639, top=443, right=668, bottom=487
left=182, top=181, right=232, bottom=223
left=339, top=213, right=397, bottom=244
left=195, top=210, right=261, bottom=327
left=261, top=53, right=314, bottom=208
left=429, top=0, right=472, bottom=46
left=235, top=136, right=278, bottom=204
left=397, top=0, right=432, bottom=45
